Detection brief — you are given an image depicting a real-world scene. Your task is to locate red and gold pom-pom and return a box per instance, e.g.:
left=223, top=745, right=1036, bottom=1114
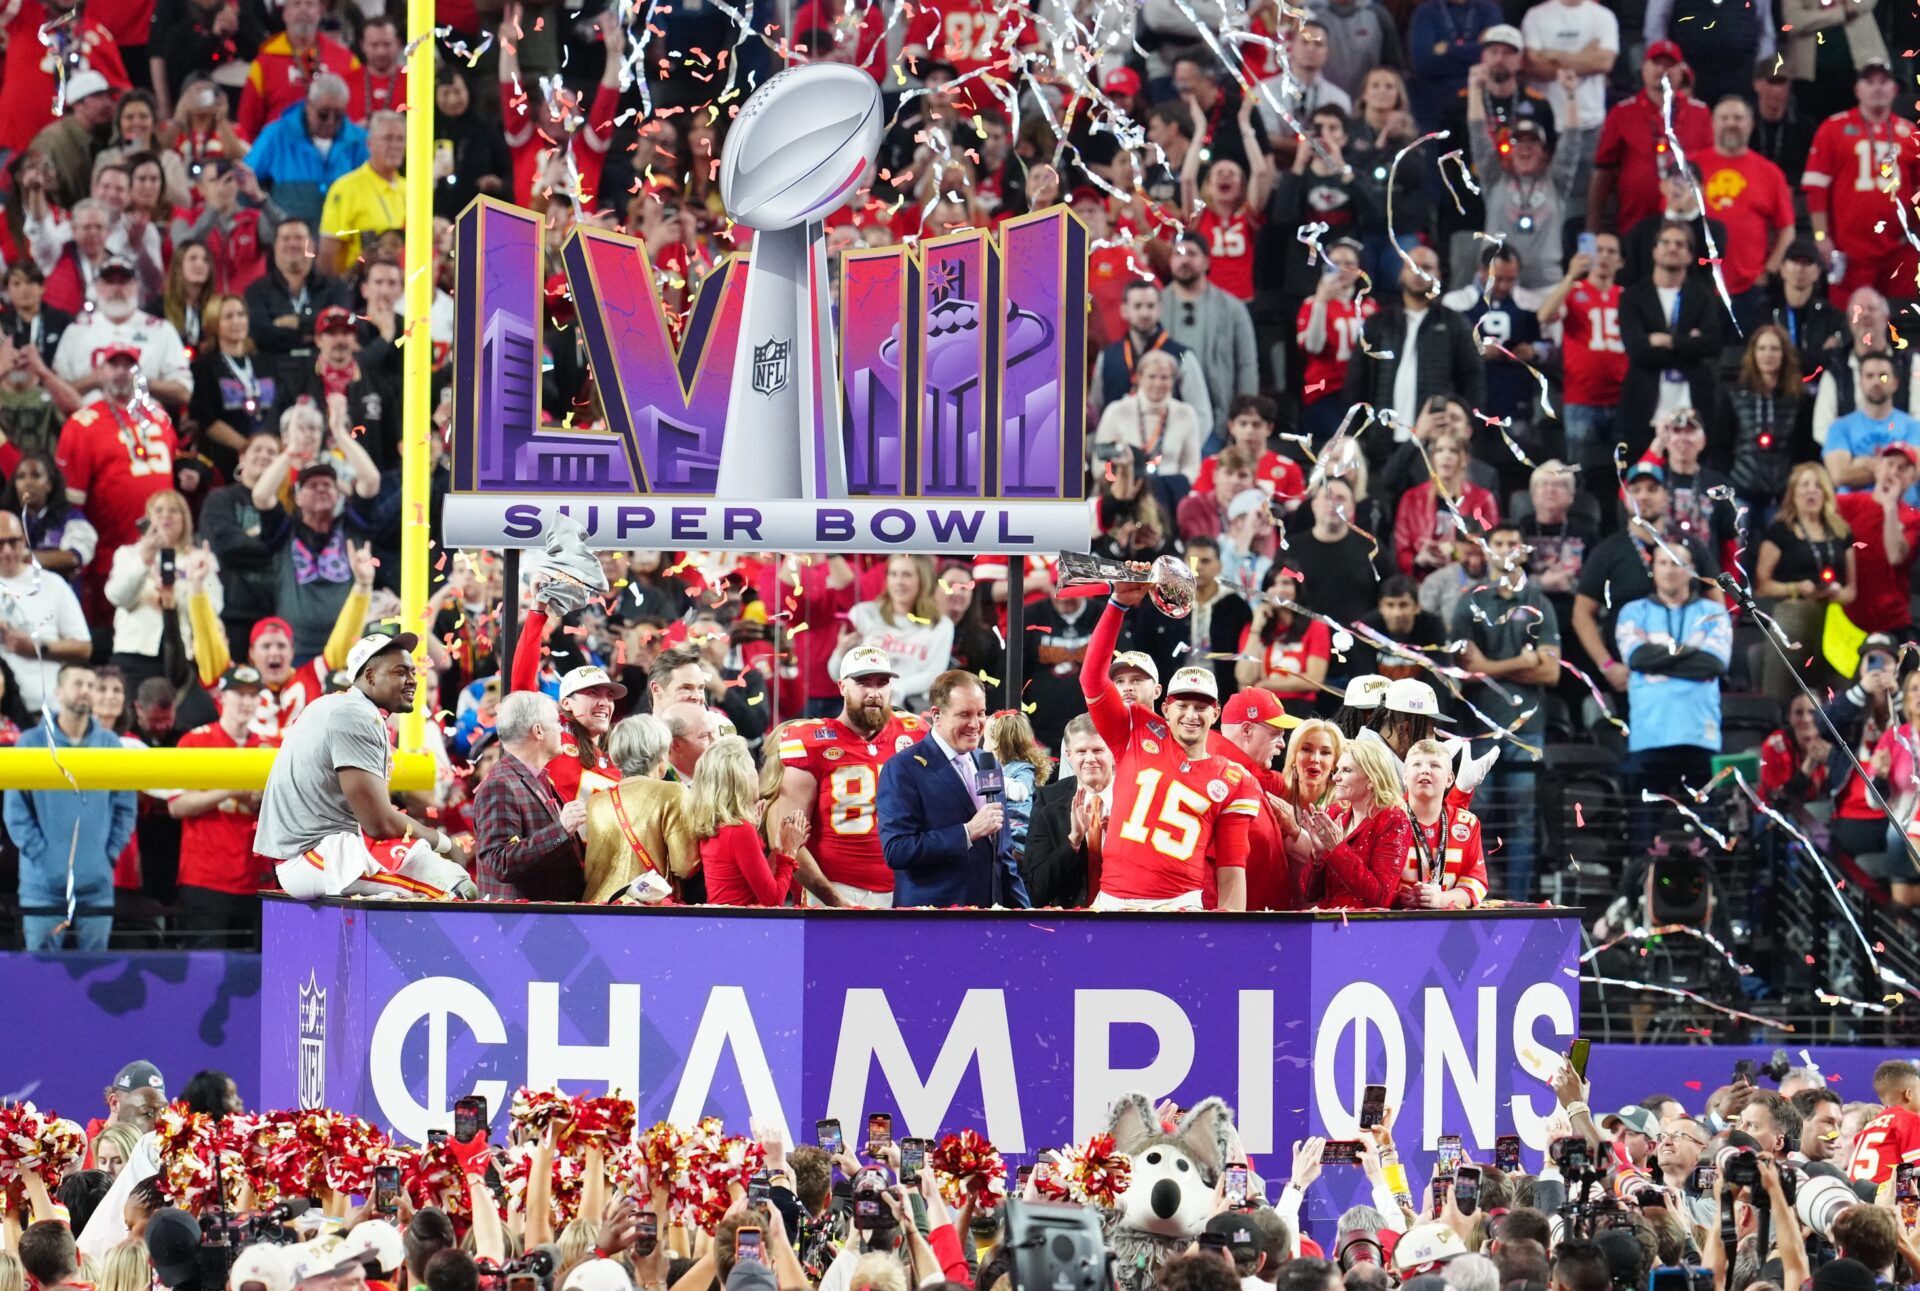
left=153, top=1103, right=246, bottom=1212
left=635, top=1121, right=686, bottom=1188
left=320, top=1114, right=390, bottom=1194
left=402, top=1141, right=470, bottom=1219
left=931, top=1130, right=1007, bottom=1210
left=510, top=1088, right=572, bottom=1141
left=0, top=1105, right=85, bottom=1190
left=1059, top=1134, right=1131, bottom=1208
left=561, top=1094, right=636, bottom=1157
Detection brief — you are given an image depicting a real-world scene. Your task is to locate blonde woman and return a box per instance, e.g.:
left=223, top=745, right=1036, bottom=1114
left=105, top=489, right=220, bottom=691
left=986, top=709, right=1053, bottom=859
left=94, top=1241, right=151, bottom=1291
left=92, top=1121, right=140, bottom=1178
left=835, top=555, right=953, bottom=710
left=1753, top=462, right=1855, bottom=702
left=1092, top=349, right=1205, bottom=482
left=1299, top=738, right=1409, bottom=910
left=691, top=735, right=806, bottom=907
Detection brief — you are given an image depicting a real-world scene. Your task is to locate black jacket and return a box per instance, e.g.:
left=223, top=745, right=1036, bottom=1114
left=244, top=264, right=355, bottom=390
left=1343, top=302, right=1486, bottom=467
left=269, top=362, right=402, bottom=472
left=1618, top=275, right=1726, bottom=460
left=1021, top=778, right=1088, bottom=909
left=198, top=481, right=279, bottom=633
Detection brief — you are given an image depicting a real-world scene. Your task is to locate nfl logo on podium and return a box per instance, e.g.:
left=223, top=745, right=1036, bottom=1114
left=298, top=972, right=327, bottom=1110
left=751, top=338, right=789, bottom=398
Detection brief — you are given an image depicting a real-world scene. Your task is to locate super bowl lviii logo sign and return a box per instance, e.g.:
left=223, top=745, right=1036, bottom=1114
left=446, top=63, right=1092, bottom=553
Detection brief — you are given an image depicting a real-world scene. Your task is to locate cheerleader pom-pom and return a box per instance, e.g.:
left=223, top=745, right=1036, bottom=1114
left=510, top=1089, right=573, bottom=1141
left=1060, top=1134, right=1131, bottom=1208
left=562, top=1094, right=636, bottom=1156
left=931, top=1130, right=1007, bottom=1210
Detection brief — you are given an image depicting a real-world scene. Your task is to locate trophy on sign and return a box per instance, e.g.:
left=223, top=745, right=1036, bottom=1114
left=1054, top=552, right=1196, bottom=618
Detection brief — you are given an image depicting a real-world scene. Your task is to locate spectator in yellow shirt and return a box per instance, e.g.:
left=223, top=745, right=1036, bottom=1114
left=318, top=110, right=405, bottom=275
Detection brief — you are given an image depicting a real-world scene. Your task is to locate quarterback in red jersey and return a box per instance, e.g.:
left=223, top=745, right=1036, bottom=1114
left=777, top=644, right=927, bottom=907
left=1396, top=739, right=1488, bottom=909
left=1849, top=1059, right=1920, bottom=1186
left=1081, top=587, right=1260, bottom=910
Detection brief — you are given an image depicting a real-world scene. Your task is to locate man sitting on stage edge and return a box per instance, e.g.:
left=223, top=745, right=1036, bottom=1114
left=256, top=631, right=477, bottom=900
left=877, top=668, right=1031, bottom=909
left=474, top=691, right=588, bottom=902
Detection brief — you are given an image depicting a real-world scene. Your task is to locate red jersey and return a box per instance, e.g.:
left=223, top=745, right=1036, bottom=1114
left=1206, top=730, right=1295, bottom=911
left=1195, top=205, right=1260, bottom=301
left=1088, top=243, right=1150, bottom=349
left=1237, top=620, right=1331, bottom=706
left=1759, top=729, right=1827, bottom=802
left=901, top=0, right=1034, bottom=113
left=253, top=658, right=328, bottom=740
left=1803, top=109, right=1920, bottom=258
left=237, top=33, right=364, bottom=139
left=1193, top=449, right=1307, bottom=504
left=780, top=712, right=927, bottom=892
left=0, top=1, right=130, bottom=153
left=55, top=398, right=178, bottom=585
left=1595, top=90, right=1713, bottom=233
left=1397, top=805, right=1488, bottom=907
left=1084, top=605, right=1260, bottom=902
left=176, top=724, right=273, bottom=895
left=1702, top=149, right=1795, bottom=294
left=1848, top=1106, right=1920, bottom=1185
left=1559, top=279, right=1626, bottom=408
left=1838, top=492, right=1920, bottom=632
left=548, top=726, right=620, bottom=803
left=1294, top=295, right=1377, bottom=406
left=791, top=0, right=889, bottom=81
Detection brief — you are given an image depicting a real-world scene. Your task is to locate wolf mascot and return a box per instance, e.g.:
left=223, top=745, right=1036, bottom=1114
left=1101, top=1094, right=1241, bottom=1291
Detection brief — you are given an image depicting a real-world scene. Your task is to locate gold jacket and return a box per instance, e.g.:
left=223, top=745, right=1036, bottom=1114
left=581, top=777, right=699, bottom=903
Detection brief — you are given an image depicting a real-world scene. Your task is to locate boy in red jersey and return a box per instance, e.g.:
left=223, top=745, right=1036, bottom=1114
left=1848, top=1059, right=1920, bottom=1186
left=1395, top=739, right=1487, bottom=909
left=1081, top=585, right=1261, bottom=910
left=776, top=644, right=926, bottom=908
left=171, top=666, right=275, bottom=945
left=1803, top=60, right=1920, bottom=304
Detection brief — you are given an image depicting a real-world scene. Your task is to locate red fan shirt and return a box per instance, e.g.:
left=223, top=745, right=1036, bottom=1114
left=55, top=398, right=177, bottom=592
left=253, top=658, right=330, bottom=740
left=1803, top=109, right=1920, bottom=258
left=548, top=727, right=620, bottom=803
left=176, top=723, right=274, bottom=895
left=901, top=0, right=1035, bottom=114
left=1295, top=295, right=1378, bottom=406
left=1848, top=1106, right=1920, bottom=1185
left=779, top=712, right=927, bottom=893
left=1398, top=805, right=1488, bottom=907
left=1238, top=620, right=1331, bottom=706
left=1559, top=279, right=1627, bottom=408
left=1195, top=205, right=1261, bottom=301
left=0, top=0, right=131, bottom=153
left=1193, top=450, right=1307, bottom=504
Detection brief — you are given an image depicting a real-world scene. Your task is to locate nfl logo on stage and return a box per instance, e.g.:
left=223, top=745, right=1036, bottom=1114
left=751, top=338, right=789, bottom=397
left=298, top=972, right=327, bottom=1110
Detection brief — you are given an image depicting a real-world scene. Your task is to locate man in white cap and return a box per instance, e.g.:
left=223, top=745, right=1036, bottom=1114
left=1110, top=650, right=1162, bottom=709
left=229, top=1242, right=294, bottom=1291
left=776, top=644, right=927, bottom=907
left=1081, top=581, right=1262, bottom=911
left=340, top=1220, right=406, bottom=1287
left=255, top=631, right=477, bottom=899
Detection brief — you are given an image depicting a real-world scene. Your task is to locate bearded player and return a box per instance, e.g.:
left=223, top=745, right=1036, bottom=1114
left=1081, top=585, right=1259, bottom=910
left=776, top=644, right=926, bottom=908
left=1849, top=1059, right=1920, bottom=1186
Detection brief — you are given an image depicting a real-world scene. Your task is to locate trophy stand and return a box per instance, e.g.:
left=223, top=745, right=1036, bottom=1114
left=715, top=220, right=849, bottom=500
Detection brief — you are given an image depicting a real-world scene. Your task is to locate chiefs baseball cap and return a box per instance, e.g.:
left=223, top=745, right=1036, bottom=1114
left=838, top=644, right=898, bottom=681
left=220, top=663, right=264, bottom=691
left=1110, top=651, right=1160, bottom=684
left=98, top=342, right=141, bottom=364
left=1480, top=23, right=1523, bottom=48
left=1645, top=39, right=1685, bottom=63
left=251, top=616, right=295, bottom=647
left=1860, top=56, right=1896, bottom=78
left=1879, top=442, right=1919, bottom=465
left=1393, top=1223, right=1468, bottom=1276
left=97, top=254, right=138, bottom=281
left=315, top=305, right=357, bottom=333
left=344, top=630, right=419, bottom=684
left=1166, top=666, right=1220, bottom=703
left=1343, top=674, right=1391, bottom=709
left=1384, top=677, right=1452, bottom=722
left=1226, top=688, right=1301, bottom=729
left=1102, top=67, right=1142, bottom=97
left=112, top=1059, right=165, bottom=1092
left=559, top=664, right=628, bottom=701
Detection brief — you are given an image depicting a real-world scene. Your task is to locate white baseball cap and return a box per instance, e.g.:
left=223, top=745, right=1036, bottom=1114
left=340, top=1220, right=405, bottom=1275
left=344, top=631, right=419, bottom=684
left=1227, top=488, right=1270, bottom=521
left=1165, top=665, right=1220, bottom=703
left=1480, top=23, right=1524, bottom=48
left=563, top=1260, right=635, bottom=1291
left=229, top=1244, right=294, bottom=1291
left=65, top=69, right=112, bottom=102
left=559, top=664, right=628, bottom=702
left=838, top=644, right=898, bottom=681
left=1383, top=677, right=1452, bottom=721
left=1343, top=675, right=1391, bottom=709
left=1110, top=651, right=1160, bottom=684
left=1394, top=1223, right=1469, bottom=1275
left=286, top=1237, right=357, bottom=1287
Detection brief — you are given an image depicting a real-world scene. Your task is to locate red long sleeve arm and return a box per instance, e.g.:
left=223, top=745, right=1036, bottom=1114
left=1081, top=601, right=1136, bottom=752
left=510, top=607, right=548, bottom=694
left=928, top=1224, right=972, bottom=1287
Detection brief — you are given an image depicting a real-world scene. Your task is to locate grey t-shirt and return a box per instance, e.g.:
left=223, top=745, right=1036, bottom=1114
left=1449, top=580, right=1562, bottom=765
left=255, top=689, right=391, bottom=860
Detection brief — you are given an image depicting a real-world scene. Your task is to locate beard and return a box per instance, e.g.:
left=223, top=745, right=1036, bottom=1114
left=846, top=698, right=889, bottom=737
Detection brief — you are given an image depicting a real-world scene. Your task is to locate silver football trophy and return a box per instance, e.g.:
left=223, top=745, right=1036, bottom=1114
left=715, top=64, right=884, bottom=501
left=1055, top=552, right=1196, bottom=618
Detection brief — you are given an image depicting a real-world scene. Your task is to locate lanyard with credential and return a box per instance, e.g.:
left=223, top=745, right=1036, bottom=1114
left=1663, top=287, right=1684, bottom=384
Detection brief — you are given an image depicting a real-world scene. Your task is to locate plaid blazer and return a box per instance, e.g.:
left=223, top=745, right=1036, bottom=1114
left=472, top=751, right=584, bottom=901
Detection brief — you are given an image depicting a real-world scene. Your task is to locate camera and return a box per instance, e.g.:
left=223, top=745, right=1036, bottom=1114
left=1005, top=1199, right=1110, bottom=1291
left=1794, top=1172, right=1857, bottom=1243
left=852, top=1168, right=890, bottom=1232
left=1712, top=1145, right=1762, bottom=1191
left=1550, top=1137, right=1595, bottom=1175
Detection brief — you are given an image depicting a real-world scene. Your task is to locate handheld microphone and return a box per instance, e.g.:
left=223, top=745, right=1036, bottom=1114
left=1715, top=572, right=1750, bottom=608
left=973, top=750, right=1005, bottom=801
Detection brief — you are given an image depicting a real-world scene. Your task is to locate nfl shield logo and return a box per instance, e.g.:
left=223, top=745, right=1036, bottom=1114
left=298, top=971, right=327, bottom=1110
left=751, top=339, right=790, bottom=397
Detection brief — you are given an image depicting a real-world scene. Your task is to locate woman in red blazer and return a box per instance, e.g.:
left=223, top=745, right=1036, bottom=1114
left=1298, top=737, right=1411, bottom=910
left=1392, top=432, right=1500, bottom=577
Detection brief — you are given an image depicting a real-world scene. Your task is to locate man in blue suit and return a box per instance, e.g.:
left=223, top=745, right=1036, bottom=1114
left=877, top=669, right=1032, bottom=908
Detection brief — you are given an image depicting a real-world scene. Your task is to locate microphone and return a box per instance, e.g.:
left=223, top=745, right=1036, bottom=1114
left=973, top=750, right=1005, bottom=801
left=1715, top=572, right=1752, bottom=609
left=260, top=1198, right=314, bottom=1223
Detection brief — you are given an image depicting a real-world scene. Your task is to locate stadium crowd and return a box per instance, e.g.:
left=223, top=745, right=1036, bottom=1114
left=2, top=0, right=1920, bottom=945
left=13, top=1054, right=1920, bottom=1291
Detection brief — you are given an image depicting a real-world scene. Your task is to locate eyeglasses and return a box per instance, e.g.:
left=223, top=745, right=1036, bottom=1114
left=311, top=107, right=344, bottom=121
left=0, top=536, right=24, bottom=548
left=1657, top=1133, right=1707, bottom=1146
